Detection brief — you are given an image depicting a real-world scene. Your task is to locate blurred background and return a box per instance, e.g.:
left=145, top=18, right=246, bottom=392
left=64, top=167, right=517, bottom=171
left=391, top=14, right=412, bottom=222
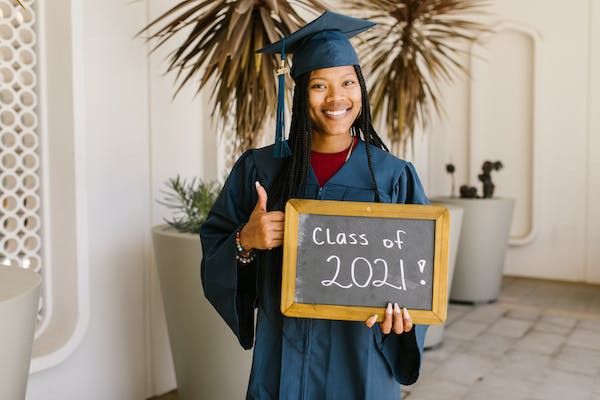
left=0, top=0, right=598, bottom=399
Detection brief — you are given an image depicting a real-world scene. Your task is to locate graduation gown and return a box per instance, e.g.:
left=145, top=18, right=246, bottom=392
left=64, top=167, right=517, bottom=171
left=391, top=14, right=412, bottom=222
left=200, top=140, right=429, bottom=400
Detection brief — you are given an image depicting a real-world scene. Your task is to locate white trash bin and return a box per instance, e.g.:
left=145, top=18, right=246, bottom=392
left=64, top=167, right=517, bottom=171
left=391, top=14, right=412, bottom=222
left=424, top=205, right=463, bottom=349
left=0, top=266, right=42, bottom=400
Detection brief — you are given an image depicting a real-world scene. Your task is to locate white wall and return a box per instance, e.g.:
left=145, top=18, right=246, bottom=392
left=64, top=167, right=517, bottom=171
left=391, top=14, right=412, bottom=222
left=27, top=0, right=220, bottom=397
left=587, top=0, right=600, bottom=283
left=424, top=0, right=600, bottom=284
left=27, top=0, right=154, bottom=398
left=145, top=0, right=211, bottom=394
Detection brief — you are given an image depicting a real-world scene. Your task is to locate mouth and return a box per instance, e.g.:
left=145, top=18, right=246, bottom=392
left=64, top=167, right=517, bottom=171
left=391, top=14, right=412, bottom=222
left=323, top=107, right=352, bottom=119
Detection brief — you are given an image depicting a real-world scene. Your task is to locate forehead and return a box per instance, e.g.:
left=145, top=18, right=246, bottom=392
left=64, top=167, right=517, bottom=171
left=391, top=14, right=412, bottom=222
left=309, top=65, right=358, bottom=80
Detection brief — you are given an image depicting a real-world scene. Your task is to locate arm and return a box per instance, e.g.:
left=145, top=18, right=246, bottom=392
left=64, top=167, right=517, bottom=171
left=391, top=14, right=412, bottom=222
left=199, top=151, right=258, bottom=350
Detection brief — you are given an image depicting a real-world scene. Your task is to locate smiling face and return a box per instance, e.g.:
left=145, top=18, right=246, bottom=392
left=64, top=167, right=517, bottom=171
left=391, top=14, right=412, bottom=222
left=308, top=65, right=362, bottom=140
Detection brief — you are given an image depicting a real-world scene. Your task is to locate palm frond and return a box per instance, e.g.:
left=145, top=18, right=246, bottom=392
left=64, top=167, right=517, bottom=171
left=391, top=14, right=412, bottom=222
left=137, top=0, right=326, bottom=153
left=344, top=0, right=489, bottom=153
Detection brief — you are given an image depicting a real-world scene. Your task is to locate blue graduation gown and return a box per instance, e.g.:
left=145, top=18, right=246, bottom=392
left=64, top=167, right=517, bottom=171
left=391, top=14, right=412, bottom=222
left=200, top=140, right=429, bottom=400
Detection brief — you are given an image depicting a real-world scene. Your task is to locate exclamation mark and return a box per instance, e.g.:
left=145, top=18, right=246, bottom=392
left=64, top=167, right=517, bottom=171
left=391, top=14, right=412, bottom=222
left=418, top=260, right=426, bottom=285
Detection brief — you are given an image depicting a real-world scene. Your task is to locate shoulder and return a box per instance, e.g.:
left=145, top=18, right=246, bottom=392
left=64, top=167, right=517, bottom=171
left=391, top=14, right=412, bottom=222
left=250, top=143, right=277, bottom=161
left=362, top=142, right=411, bottom=176
left=237, top=143, right=284, bottom=186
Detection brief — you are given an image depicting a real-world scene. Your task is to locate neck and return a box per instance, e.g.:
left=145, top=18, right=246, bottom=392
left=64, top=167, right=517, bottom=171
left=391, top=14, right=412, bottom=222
left=311, top=131, right=353, bottom=153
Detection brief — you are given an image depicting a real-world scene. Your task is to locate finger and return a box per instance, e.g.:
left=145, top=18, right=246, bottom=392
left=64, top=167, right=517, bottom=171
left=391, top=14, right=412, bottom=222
left=268, top=239, right=284, bottom=248
left=402, top=307, right=413, bottom=332
left=269, top=230, right=284, bottom=240
left=270, top=222, right=285, bottom=232
left=365, top=314, right=378, bottom=328
left=392, top=303, right=404, bottom=335
left=381, top=303, right=393, bottom=334
left=265, top=211, right=286, bottom=221
left=254, top=181, right=268, bottom=212
left=267, top=222, right=284, bottom=230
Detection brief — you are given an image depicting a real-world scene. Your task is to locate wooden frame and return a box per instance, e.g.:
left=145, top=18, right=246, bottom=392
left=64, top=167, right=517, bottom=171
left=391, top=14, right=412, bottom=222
left=281, top=199, right=450, bottom=325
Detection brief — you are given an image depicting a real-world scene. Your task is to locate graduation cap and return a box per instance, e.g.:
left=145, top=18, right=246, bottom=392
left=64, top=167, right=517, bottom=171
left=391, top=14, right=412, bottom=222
left=256, top=11, right=376, bottom=158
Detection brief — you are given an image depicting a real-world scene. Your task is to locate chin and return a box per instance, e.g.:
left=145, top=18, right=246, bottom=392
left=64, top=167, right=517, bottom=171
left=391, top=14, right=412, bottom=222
left=317, top=122, right=354, bottom=136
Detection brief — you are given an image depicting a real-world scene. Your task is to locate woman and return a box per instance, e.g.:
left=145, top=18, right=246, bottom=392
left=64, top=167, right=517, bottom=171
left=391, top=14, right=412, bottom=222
left=200, top=11, right=429, bottom=399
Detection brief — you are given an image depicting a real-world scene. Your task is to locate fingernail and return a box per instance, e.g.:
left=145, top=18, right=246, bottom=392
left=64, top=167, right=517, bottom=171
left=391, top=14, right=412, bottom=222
left=255, top=181, right=260, bottom=187
left=402, top=307, right=409, bottom=318
left=394, top=303, right=401, bottom=314
left=386, top=303, right=393, bottom=314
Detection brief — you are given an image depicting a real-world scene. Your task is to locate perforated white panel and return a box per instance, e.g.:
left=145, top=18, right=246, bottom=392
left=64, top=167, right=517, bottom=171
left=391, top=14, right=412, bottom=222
left=0, top=0, right=45, bottom=324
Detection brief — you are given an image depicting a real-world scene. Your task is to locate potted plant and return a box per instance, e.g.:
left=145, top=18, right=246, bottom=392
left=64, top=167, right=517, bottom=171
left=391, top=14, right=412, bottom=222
left=432, top=161, right=515, bottom=303
left=151, top=176, right=254, bottom=399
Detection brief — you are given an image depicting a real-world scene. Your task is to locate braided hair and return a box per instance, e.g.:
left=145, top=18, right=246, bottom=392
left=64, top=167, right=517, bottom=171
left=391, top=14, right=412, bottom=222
left=268, top=65, right=389, bottom=210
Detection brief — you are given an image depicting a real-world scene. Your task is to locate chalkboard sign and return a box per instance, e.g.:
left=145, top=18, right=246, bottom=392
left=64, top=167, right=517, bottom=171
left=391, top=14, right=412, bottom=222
left=281, top=199, right=450, bottom=325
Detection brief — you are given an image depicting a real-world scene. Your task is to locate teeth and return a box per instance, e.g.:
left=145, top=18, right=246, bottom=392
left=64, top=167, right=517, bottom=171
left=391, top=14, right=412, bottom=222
left=325, top=109, right=347, bottom=116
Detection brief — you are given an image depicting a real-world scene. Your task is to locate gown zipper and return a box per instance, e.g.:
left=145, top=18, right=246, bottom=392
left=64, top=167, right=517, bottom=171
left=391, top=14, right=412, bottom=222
left=300, top=319, right=312, bottom=400
left=300, top=185, right=320, bottom=399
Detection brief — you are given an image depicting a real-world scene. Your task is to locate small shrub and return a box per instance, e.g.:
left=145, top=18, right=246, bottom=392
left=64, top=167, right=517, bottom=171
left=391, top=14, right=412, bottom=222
left=157, top=175, right=221, bottom=233
left=446, top=161, right=504, bottom=199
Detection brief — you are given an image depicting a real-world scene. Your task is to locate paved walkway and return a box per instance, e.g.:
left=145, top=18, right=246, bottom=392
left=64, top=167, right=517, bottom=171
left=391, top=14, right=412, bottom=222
left=404, top=277, right=600, bottom=400
left=151, top=277, right=600, bottom=400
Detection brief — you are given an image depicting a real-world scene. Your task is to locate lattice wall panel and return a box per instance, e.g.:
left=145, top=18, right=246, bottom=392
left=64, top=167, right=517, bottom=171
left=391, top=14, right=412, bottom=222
left=0, top=0, right=45, bottom=325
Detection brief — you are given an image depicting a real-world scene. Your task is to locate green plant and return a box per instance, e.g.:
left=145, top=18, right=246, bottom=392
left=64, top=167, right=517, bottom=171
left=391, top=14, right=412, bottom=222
left=157, top=175, right=222, bottom=233
left=445, top=160, right=503, bottom=198
left=136, top=0, right=326, bottom=152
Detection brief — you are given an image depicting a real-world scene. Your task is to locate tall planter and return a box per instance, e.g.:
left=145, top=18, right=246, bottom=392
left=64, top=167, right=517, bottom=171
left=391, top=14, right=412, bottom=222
left=424, top=205, right=463, bottom=349
left=151, top=225, right=253, bottom=399
left=0, top=266, right=41, bottom=400
left=431, top=197, right=515, bottom=303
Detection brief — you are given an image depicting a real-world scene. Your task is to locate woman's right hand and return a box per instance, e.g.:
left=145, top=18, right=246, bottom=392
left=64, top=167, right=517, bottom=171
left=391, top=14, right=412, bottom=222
left=239, top=181, right=285, bottom=251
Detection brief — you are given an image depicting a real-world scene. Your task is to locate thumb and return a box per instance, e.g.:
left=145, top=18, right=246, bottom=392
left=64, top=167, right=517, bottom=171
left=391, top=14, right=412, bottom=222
left=254, top=181, right=268, bottom=212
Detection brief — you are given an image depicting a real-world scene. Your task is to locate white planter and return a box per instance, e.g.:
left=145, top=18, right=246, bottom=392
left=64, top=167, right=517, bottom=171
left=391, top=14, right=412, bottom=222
left=432, top=197, right=515, bottom=303
left=0, top=266, right=41, bottom=400
left=151, top=225, right=253, bottom=400
left=423, top=205, right=463, bottom=349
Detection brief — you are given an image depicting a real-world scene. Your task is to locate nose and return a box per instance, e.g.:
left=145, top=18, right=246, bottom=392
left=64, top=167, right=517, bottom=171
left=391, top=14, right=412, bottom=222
left=325, top=86, right=345, bottom=103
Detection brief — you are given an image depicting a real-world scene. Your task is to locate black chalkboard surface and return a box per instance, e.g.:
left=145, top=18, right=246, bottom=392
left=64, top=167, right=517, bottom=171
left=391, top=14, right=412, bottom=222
left=281, top=199, right=450, bottom=325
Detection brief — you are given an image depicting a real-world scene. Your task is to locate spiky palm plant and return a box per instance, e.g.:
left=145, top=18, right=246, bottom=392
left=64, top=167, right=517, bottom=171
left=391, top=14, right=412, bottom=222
left=345, top=0, right=488, bottom=154
left=157, top=175, right=222, bottom=233
left=137, top=0, right=326, bottom=152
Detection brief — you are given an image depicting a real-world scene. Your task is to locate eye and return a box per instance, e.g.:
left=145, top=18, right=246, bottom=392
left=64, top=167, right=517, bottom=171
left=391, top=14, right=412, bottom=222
left=343, top=80, right=356, bottom=87
left=311, top=83, right=326, bottom=89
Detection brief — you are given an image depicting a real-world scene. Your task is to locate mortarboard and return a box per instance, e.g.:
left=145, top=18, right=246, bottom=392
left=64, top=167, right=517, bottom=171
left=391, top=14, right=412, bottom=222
left=256, top=11, right=376, bottom=158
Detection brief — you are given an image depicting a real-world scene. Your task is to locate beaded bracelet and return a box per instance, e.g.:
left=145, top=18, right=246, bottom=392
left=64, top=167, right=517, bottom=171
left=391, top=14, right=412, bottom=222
left=235, top=226, right=256, bottom=264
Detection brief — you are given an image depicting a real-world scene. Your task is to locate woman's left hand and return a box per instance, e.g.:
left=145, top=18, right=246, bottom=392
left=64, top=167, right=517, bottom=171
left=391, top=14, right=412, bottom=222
left=364, top=303, right=413, bottom=334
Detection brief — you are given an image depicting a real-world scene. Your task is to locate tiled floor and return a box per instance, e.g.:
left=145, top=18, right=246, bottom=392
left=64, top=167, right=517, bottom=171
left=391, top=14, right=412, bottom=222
left=151, top=277, right=600, bottom=400
left=404, top=276, right=600, bottom=400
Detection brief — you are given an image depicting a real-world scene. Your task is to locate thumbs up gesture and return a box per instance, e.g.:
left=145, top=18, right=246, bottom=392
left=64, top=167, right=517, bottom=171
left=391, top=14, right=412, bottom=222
left=239, top=181, right=285, bottom=251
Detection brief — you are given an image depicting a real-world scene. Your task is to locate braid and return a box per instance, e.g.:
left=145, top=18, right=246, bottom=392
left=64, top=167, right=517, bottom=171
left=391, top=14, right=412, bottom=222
left=268, top=73, right=311, bottom=210
left=353, top=65, right=389, bottom=151
left=353, top=65, right=389, bottom=202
